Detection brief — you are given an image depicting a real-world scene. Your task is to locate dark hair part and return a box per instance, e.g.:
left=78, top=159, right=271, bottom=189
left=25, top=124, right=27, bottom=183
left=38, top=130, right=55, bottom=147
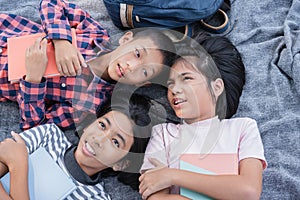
left=76, top=90, right=152, bottom=190
left=194, top=32, right=245, bottom=118
left=132, top=28, right=177, bottom=83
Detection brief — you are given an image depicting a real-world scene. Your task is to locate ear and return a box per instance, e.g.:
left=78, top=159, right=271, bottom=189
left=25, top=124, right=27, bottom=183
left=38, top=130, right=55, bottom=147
left=112, top=159, right=131, bottom=171
left=211, top=78, right=224, bottom=98
left=119, top=31, right=134, bottom=45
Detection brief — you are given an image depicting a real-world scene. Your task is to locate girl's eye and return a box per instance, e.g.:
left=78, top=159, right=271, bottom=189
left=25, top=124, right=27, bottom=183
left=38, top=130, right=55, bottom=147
left=183, top=76, right=192, bottom=81
left=135, top=49, right=140, bottom=58
left=112, top=138, right=120, bottom=148
left=99, top=121, right=105, bottom=129
left=142, top=69, right=148, bottom=77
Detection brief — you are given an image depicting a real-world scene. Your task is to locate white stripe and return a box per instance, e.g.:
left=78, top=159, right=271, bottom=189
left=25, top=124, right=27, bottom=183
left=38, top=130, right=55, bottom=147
left=120, top=3, right=129, bottom=28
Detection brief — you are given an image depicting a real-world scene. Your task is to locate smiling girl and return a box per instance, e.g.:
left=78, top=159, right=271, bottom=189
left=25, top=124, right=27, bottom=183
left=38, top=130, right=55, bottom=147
left=0, top=93, right=152, bottom=199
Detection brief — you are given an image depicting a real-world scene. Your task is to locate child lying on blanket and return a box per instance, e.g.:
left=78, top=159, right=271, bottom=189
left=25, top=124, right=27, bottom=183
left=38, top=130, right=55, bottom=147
left=0, top=92, right=152, bottom=199
left=0, top=0, right=176, bottom=131
left=139, top=33, right=267, bottom=199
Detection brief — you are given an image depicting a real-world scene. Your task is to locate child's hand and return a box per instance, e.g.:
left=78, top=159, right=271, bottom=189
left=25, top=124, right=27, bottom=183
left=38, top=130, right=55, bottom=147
left=0, top=182, right=11, bottom=200
left=25, top=37, right=48, bottom=83
left=139, top=158, right=172, bottom=199
left=52, top=39, right=86, bottom=76
left=0, top=132, right=28, bottom=170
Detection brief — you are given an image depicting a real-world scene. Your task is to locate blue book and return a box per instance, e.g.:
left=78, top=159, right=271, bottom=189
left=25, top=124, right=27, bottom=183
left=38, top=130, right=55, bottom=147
left=1, top=147, right=76, bottom=200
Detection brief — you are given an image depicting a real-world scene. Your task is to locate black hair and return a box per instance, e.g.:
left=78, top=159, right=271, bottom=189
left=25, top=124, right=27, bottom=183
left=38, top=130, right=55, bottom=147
left=194, top=32, right=245, bottom=118
left=75, top=90, right=152, bottom=190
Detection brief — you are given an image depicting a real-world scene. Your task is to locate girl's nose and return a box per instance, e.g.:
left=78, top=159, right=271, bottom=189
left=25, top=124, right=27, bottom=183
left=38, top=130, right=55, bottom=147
left=170, top=82, right=182, bottom=95
left=93, top=135, right=108, bottom=148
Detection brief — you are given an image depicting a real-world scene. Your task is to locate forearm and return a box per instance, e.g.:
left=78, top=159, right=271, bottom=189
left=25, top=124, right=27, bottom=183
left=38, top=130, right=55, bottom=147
left=17, top=78, right=47, bottom=130
left=170, top=159, right=263, bottom=200
left=148, top=189, right=190, bottom=200
left=39, top=0, right=72, bottom=41
left=9, top=164, right=29, bottom=200
left=39, top=0, right=108, bottom=43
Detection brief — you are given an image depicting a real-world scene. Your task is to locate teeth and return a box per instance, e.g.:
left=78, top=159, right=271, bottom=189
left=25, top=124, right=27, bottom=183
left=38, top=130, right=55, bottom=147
left=85, top=142, right=96, bottom=155
left=174, top=99, right=185, bottom=105
left=118, top=65, right=124, bottom=76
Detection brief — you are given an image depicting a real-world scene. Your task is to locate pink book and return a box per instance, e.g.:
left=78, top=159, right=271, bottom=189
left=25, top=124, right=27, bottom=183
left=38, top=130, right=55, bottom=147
left=7, top=28, right=77, bottom=83
left=180, top=153, right=238, bottom=199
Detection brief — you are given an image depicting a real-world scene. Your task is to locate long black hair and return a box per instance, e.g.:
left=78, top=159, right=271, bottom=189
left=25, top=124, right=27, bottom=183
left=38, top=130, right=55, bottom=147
left=195, top=32, right=245, bottom=118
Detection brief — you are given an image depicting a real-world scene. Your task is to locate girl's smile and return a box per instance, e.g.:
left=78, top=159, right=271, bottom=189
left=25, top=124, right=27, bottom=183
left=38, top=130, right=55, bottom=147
left=75, top=110, right=134, bottom=175
left=116, top=64, right=125, bottom=78
left=82, top=141, right=96, bottom=157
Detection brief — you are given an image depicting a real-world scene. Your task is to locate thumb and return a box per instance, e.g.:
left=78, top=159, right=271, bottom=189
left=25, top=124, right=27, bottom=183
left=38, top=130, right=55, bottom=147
left=40, top=37, right=48, bottom=52
left=148, top=157, right=165, bottom=168
left=11, top=131, right=24, bottom=144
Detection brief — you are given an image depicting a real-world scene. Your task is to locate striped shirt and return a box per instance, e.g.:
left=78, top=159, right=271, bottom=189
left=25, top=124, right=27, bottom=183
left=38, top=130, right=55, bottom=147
left=0, top=0, right=112, bottom=130
left=21, top=123, right=111, bottom=200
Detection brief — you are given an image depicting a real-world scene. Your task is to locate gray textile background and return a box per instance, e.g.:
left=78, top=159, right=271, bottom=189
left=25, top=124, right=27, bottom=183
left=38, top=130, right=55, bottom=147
left=0, top=0, right=299, bottom=199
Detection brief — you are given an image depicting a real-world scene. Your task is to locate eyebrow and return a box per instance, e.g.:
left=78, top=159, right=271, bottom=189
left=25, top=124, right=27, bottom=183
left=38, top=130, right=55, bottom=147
left=168, top=72, right=193, bottom=81
left=104, top=117, right=111, bottom=126
left=116, top=133, right=126, bottom=147
left=151, top=68, right=155, bottom=76
left=140, top=46, right=148, bottom=55
left=181, top=72, right=193, bottom=76
left=104, top=116, right=126, bottom=146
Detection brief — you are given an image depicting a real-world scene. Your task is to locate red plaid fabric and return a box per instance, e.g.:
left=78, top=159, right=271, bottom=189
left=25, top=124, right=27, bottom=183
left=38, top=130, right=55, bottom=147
left=0, top=0, right=112, bottom=130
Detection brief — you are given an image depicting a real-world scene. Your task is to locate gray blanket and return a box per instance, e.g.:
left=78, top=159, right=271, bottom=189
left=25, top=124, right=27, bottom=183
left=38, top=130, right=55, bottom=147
left=0, top=0, right=299, bottom=199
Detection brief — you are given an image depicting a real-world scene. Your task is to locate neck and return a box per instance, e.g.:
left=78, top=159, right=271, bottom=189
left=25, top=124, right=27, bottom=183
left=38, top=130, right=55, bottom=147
left=184, top=114, right=217, bottom=124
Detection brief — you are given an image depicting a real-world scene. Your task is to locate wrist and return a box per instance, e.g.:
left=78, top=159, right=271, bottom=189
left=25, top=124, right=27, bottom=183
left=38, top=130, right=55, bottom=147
left=25, top=75, right=43, bottom=84
left=9, top=158, right=28, bottom=173
left=52, top=39, right=69, bottom=47
left=169, top=168, right=180, bottom=186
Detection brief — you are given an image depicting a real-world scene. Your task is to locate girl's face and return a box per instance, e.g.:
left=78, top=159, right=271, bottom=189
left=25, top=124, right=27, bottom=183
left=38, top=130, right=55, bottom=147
left=108, top=33, right=164, bottom=85
left=167, top=58, right=217, bottom=124
left=76, top=111, right=134, bottom=173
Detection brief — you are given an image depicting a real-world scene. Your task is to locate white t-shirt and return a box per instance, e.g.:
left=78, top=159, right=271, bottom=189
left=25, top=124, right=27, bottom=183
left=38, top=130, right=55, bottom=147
left=141, top=117, right=267, bottom=193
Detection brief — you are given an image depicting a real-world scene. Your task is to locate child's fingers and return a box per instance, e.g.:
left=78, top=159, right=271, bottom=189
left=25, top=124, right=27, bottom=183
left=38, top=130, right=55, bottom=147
left=138, top=180, right=147, bottom=197
left=73, top=56, right=82, bottom=75
left=148, top=157, right=165, bottom=168
left=40, top=37, right=48, bottom=52
left=138, top=173, right=144, bottom=182
left=77, top=51, right=87, bottom=68
left=10, top=131, right=25, bottom=144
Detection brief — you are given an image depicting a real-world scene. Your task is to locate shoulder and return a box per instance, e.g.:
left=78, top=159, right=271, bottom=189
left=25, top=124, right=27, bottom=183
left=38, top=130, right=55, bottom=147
left=152, top=123, right=180, bottom=135
left=221, top=117, right=258, bottom=129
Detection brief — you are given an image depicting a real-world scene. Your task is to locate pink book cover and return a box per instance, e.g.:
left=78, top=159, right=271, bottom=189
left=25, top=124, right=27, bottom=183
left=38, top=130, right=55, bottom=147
left=7, top=28, right=77, bottom=82
left=180, top=153, right=238, bottom=199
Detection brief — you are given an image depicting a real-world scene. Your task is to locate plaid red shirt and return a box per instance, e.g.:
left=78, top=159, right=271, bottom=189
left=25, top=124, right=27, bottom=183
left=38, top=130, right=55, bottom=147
left=0, top=0, right=113, bottom=130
